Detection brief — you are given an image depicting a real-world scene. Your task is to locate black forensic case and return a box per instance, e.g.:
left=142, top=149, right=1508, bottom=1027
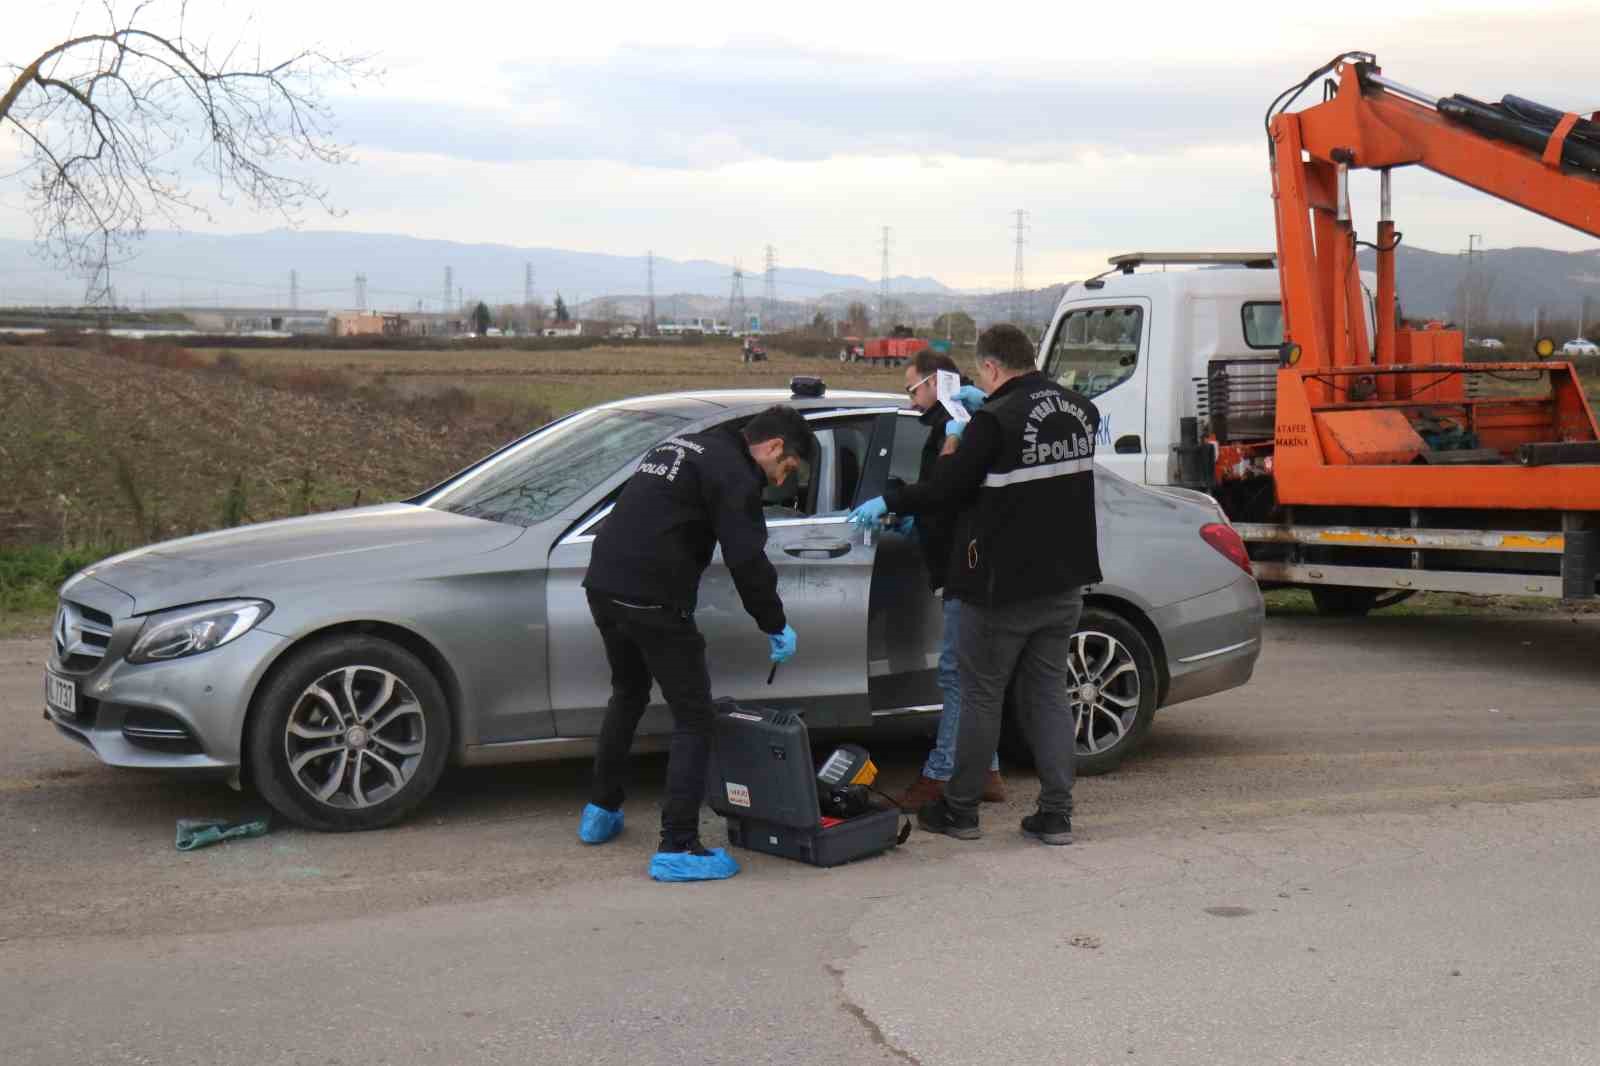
left=707, top=704, right=901, bottom=868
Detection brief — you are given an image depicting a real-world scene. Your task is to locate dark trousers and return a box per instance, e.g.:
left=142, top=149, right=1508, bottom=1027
left=586, top=591, right=713, bottom=849
left=947, top=592, right=1083, bottom=817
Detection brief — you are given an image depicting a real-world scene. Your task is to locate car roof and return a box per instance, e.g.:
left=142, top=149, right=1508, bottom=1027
left=604, top=387, right=906, bottom=418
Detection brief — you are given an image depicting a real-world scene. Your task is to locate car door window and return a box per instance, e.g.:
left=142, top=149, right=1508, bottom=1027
left=888, top=413, right=932, bottom=485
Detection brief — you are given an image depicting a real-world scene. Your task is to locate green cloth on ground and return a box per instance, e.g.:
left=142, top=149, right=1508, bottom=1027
left=175, top=816, right=270, bottom=851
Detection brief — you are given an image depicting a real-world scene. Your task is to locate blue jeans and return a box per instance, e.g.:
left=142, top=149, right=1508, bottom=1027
left=923, top=597, right=999, bottom=781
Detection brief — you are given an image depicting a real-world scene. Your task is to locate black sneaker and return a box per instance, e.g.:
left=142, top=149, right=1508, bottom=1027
left=917, top=797, right=981, bottom=840
left=1020, top=810, right=1073, bottom=846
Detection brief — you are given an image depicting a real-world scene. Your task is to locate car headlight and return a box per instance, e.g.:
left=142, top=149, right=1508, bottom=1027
left=127, top=599, right=273, bottom=663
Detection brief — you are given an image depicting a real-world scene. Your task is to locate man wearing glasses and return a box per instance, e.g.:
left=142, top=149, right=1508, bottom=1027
left=579, top=405, right=816, bottom=881
left=891, top=350, right=1005, bottom=811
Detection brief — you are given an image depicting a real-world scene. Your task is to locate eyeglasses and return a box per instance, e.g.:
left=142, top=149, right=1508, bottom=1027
left=905, top=373, right=935, bottom=396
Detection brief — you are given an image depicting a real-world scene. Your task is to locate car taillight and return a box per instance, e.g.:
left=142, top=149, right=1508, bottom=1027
left=1200, top=522, right=1253, bottom=575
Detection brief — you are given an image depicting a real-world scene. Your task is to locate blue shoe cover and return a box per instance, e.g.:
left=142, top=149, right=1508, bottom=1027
left=649, top=847, right=741, bottom=882
left=578, top=803, right=624, bottom=844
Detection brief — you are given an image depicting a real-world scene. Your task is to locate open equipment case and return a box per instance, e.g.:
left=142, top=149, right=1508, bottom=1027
left=707, top=704, right=907, bottom=867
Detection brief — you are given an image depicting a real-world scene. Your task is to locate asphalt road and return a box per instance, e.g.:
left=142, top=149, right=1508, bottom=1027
left=3, top=612, right=1599, bottom=1065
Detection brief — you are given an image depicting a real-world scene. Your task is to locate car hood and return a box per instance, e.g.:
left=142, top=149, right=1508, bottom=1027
left=66, top=504, right=524, bottom=613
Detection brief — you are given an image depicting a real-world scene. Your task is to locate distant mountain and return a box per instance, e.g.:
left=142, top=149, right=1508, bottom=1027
left=0, top=229, right=953, bottom=312
left=1357, top=244, right=1600, bottom=326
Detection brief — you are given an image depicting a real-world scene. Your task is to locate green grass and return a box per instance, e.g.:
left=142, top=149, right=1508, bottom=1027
left=0, top=544, right=119, bottom=634
left=1264, top=588, right=1581, bottom=617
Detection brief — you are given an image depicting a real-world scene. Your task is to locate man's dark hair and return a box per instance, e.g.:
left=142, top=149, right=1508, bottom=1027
left=977, top=323, right=1037, bottom=371
left=742, top=404, right=816, bottom=460
left=910, top=348, right=960, bottom=377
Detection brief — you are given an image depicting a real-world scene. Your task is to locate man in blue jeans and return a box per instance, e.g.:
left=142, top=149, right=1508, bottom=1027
left=890, top=350, right=1005, bottom=812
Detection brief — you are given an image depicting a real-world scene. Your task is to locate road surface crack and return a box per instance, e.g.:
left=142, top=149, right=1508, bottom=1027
left=825, top=962, right=922, bottom=1065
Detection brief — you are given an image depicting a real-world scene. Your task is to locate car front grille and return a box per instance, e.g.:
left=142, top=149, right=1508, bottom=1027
left=55, top=600, right=114, bottom=672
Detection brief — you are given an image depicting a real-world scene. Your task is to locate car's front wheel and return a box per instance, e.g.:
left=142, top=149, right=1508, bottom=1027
left=247, top=636, right=452, bottom=831
left=999, top=606, right=1159, bottom=777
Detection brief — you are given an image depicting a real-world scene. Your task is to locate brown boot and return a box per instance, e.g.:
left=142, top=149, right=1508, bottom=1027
left=895, top=774, right=945, bottom=811
left=981, top=770, right=1007, bottom=804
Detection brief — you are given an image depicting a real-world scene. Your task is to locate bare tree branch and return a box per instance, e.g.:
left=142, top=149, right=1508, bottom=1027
left=1, top=1, right=373, bottom=289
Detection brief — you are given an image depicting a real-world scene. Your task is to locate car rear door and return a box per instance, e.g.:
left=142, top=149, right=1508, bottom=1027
left=544, top=409, right=888, bottom=738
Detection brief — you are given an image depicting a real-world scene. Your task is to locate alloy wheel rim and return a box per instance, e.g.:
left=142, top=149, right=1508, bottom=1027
left=1066, top=631, right=1141, bottom=756
left=283, top=666, right=427, bottom=809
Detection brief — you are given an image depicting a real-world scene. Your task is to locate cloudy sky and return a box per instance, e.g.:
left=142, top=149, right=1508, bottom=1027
left=5, top=0, right=1600, bottom=292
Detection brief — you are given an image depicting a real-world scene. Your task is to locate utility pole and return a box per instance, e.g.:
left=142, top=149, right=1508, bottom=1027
left=354, top=273, right=368, bottom=312
left=763, top=244, right=777, bottom=333
left=1460, top=233, right=1482, bottom=343
left=289, top=269, right=299, bottom=311
left=878, top=226, right=892, bottom=332
left=1011, top=209, right=1030, bottom=325
left=84, top=248, right=113, bottom=308
left=645, top=251, right=657, bottom=337
left=728, top=261, right=746, bottom=334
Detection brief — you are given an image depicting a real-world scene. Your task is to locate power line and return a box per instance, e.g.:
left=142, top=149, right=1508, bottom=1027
left=443, top=266, right=453, bottom=317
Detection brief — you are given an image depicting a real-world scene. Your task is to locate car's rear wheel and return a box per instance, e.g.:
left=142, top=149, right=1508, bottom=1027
left=999, top=606, right=1159, bottom=777
left=247, top=636, right=451, bottom=831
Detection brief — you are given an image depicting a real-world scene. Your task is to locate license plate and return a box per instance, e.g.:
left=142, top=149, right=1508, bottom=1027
left=45, top=670, right=76, bottom=719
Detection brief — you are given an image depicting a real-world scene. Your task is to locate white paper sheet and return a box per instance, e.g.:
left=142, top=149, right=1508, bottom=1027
left=935, top=369, right=970, bottom=424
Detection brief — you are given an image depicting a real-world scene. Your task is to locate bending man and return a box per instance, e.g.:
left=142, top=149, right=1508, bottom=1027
left=581, top=406, right=815, bottom=880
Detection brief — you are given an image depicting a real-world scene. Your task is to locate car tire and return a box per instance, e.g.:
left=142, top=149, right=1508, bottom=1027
left=998, top=606, right=1159, bottom=777
left=247, top=635, right=452, bottom=832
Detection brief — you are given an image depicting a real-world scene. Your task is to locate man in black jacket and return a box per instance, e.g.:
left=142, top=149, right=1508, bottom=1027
left=852, top=325, right=1099, bottom=845
left=893, top=350, right=1006, bottom=812
left=581, top=405, right=815, bottom=881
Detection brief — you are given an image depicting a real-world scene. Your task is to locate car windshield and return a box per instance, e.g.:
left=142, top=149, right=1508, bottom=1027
left=421, top=407, right=688, bottom=527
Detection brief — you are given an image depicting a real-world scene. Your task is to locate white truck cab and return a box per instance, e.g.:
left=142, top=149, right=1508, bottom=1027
left=1036, top=251, right=1374, bottom=489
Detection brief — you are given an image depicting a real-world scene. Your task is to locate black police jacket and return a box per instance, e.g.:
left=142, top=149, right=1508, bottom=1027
left=884, top=371, right=1101, bottom=607
left=906, top=404, right=957, bottom=595
left=583, top=426, right=786, bottom=633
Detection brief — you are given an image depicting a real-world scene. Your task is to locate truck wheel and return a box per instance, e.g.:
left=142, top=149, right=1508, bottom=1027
left=998, top=606, right=1159, bottom=777
left=246, top=635, right=452, bottom=831
left=1309, top=586, right=1381, bottom=616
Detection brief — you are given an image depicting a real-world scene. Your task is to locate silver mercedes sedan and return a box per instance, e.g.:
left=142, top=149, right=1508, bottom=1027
left=43, top=383, right=1263, bottom=830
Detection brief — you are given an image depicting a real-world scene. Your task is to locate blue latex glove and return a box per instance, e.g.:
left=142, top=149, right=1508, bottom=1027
left=955, top=385, right=987, bottom=411
left=946, top=418, right=967, bottom=439
left=768, top=624, right=797, bottom=663
left=849, top=496, right=888, bottom=529
left=894, top=515, right=915, bottom=537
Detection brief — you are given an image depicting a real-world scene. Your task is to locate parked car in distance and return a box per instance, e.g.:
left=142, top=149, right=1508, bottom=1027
left=1562, top=338, right=1599, bottom=356
left=44, top=382, right=1264, bottom=831
left=1474, top=337, right=1504, bottom=350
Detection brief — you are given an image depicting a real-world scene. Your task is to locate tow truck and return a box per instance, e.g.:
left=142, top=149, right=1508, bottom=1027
left=1041, top=53, right=1600, bottom=613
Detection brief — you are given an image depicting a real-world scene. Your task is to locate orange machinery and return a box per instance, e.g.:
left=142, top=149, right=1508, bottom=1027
left=1264, top=54, right=1600, bottom=513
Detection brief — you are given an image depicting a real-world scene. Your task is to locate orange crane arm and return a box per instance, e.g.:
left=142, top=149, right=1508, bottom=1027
left=1269, top=56, right=1600, bottom=381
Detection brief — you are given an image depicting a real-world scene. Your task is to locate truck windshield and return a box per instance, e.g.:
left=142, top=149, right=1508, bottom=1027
left=420, top=407, right=688, bottom=527
left=1043, top=305, right=1144, bottom=399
